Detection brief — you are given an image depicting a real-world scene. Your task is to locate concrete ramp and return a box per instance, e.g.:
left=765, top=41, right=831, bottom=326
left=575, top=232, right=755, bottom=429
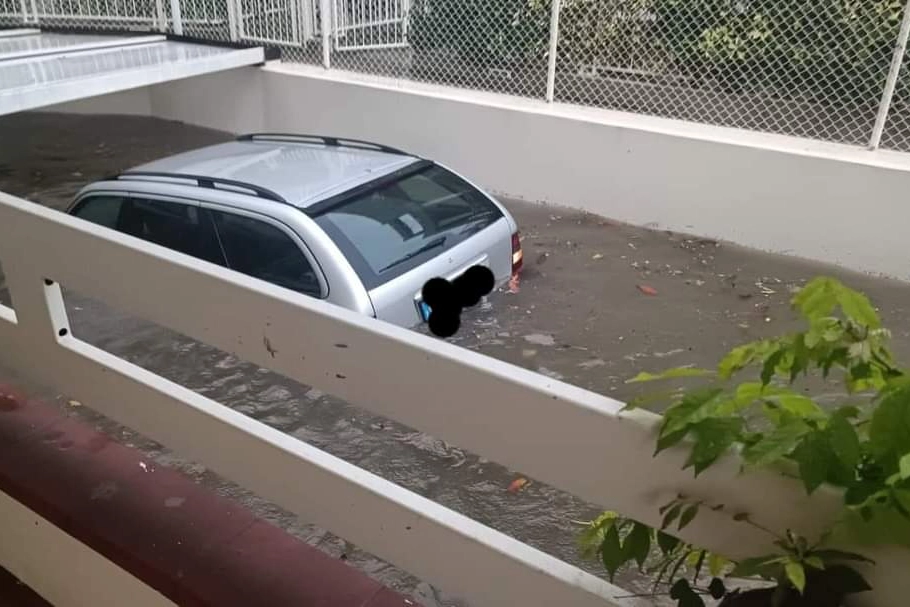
left=0, top=28, right=269, bottom=116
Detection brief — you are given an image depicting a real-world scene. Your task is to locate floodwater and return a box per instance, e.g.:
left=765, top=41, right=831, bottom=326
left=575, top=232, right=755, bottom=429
left=3, top=112, right=910, bottom=606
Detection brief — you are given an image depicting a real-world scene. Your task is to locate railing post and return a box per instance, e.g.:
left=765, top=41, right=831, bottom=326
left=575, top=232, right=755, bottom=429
left=169, top=0, right=184, bottom=35
left=155, top=0, right=166, bottom=31
left=544, top=0, right=562, bottom=103
left=319, top=0, right=331, bottom=69
left=226, top=0, right=241, bottom=41
left=869, top=0, right=910, bottom=150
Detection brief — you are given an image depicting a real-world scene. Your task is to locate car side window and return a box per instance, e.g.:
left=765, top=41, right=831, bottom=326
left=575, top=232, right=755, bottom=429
left=71, top=195, right=125, bottom=229
left=117, top=197, right=226, bottom=266
left=209, top=210, right=322, bottom=298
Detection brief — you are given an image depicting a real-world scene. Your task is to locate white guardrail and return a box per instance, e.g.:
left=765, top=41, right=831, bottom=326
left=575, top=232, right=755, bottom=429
left=0, top=190, right=902, bottom=607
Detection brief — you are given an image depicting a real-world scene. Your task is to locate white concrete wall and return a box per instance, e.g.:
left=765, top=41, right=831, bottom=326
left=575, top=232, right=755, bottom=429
left=140, top=63, right=910, bottom=281
left=150, top=67, right=266, bottom=133
left=45, top=87, right=152, bottom=116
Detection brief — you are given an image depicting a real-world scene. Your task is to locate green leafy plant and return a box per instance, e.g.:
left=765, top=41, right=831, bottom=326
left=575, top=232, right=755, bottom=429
left=581, top=276, right=910, bottom=606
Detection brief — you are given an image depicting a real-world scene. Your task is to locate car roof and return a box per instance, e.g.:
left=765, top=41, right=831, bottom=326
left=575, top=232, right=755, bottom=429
left=127, top=136, right=421, bottom=208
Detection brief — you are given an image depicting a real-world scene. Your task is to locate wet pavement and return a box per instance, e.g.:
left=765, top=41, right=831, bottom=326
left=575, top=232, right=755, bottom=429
left=3, top=112, right=910, bottom=606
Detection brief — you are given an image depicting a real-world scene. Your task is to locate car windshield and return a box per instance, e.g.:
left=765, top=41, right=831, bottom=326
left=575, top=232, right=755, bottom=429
left=313, top=164, right=503, bottom=289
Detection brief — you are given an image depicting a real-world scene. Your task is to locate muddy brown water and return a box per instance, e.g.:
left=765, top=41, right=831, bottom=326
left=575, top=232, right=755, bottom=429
left=2, top=112, right=910, bottom=606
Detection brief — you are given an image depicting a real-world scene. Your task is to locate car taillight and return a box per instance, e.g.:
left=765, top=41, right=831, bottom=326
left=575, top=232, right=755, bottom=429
left=511, top=231, right=523, bottom=274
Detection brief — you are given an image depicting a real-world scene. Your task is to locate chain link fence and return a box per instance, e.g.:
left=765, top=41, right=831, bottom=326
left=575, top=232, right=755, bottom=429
left=4, top=0, right=910, bottom=152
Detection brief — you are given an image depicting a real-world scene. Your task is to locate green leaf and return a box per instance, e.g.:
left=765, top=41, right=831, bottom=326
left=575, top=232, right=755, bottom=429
left=685, top=418, right=743, bottom=475
left=837, top=287, right=881, bottom=329
left=655, top=428, right=688, bottom=455
left=804, top=556, right=824, bottom=570
left=708, top=577, right=726, bottom=599
left=822, top=564, right=872, bottom=595
left=600, top=524, right=626, bottom=581
left=577, top=511, right=617, bottom=559
left=661, top=503, right=683, bottom=530
left=792, top=277, right=838, bottom=321
left=662, top=387, right=725, bottom=437
left=730, top=555, right=781, bottom=579
left=669, top=578, right=691, bottom=600
left=828, top=412, right=861, bottom=473
left=708, top=553, right=729, bottom=576
left=657, top=531, right=680, bottom=555
left=761, top=350, right=784, bottom=386
left=792, top=432, right=830, bottom=494
left=785, top=561, right=806, bottom=593
left=742, top=419, right=811, bottom=468
left=678, top=504, right=699, bottom=531
left=901, top=453, right=910, bottom=480
left=718, top=342, right=772, bottom=378
left=869, top=381, right=910, bottom=459
left=627, top=367, right=714, bottom=383
left=775, top=394, right=825, bottom=419
left=811, top=549, right=874, bottom=564
left=623, top=522, right=652, bottom=568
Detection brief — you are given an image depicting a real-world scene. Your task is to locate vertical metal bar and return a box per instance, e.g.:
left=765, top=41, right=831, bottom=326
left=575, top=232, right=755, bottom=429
left=291, top=0, right=301, bottom=44
left=227, top=0, right=240, bottom=41
left=545, top=0, right=562, bottom=102
left=169, top=0, right=183, bottom=34
left=869, top=0, right=910, bottom=150
left=321, top=0, right=331, bottom=67
left=155, top=0, right=166, bottom=30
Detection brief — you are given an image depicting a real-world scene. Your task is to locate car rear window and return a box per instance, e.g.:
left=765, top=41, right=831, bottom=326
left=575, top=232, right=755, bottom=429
left=313, top=164, right=504, bottom=289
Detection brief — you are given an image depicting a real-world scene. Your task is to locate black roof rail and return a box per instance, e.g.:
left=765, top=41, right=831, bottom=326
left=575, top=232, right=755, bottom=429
left=112, top=171, right=289, bottom=204
left=236, top=133, right=410, bottom=156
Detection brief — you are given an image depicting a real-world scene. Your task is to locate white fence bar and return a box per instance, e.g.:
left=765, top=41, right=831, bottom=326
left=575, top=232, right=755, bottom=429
left=0, top=190, right=902, bottom=606
left=169, top=0, right=184, bottom=35
left=0, top=491, right=177, bottom=607
left=545, top=0, right=561, bottom=102
left=869, top=0, right=910, bottom=149
left=320, top=0, right=331, bottom=67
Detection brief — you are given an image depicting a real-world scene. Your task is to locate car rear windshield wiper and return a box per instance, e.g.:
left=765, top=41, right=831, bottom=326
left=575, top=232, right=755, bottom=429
left=378, top=236, right=447, bottom=273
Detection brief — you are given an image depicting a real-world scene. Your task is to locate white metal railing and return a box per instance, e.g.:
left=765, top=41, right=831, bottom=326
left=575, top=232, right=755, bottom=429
left=332, top=0, right=409, bottom=51
left=0, top=190, right=903, bottom=606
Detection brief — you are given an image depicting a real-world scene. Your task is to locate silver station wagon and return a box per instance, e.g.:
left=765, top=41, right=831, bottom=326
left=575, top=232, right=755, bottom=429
left=66, top=134, right=524, bottom=328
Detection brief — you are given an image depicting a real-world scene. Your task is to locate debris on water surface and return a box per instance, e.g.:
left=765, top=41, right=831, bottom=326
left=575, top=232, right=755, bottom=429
left=637, top=284, right=658, bottom=296
left=579, top=358, right=606, bottom=369
left=507, top=477, right=529, bottom=493
left=524, top=333, right=555, bottom=346
left=537, top=367, right=564, bottom=380
left=592, top=253, right=604, bottom=260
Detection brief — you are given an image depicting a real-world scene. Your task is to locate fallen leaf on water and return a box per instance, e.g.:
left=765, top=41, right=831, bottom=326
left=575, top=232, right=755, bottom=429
left=508, top=274, right=520, bottom=294
left=637, top=284, right=658, bottom=296
left=507, top=477, right=529, bottom=493
left=592, top=253, right=604, bottom=260
left=67, top=399, right=81, bottom=407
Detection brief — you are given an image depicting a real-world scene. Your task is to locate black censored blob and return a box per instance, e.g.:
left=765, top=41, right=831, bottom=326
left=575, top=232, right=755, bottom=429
left=453, top=265, right=495, bottom=307
left=421, top=265, right=496, bottom=338
left=422, top=277, right=455, bottom=308
left=428, top=310, right=460, bottom=338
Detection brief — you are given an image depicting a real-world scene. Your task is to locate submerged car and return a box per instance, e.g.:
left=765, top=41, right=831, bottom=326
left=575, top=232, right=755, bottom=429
left=66, top=133, right=523, bottom=328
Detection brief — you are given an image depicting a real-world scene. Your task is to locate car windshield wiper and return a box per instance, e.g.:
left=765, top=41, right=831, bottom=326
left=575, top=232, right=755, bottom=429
left=378, top=236, right=447, bottom=273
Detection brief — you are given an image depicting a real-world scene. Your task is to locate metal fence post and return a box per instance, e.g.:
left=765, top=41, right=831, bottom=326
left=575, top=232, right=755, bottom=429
left=869, top=0, right=910, bottom=150
left=154, top=0, right=166, bottom=31
left=226, top=0, right=241, bottom=41
left=169, top=0, right=184, bottom=35
left=320, top=0, right=332, bottom=69
left=545, top=0, right=562, bottom=102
